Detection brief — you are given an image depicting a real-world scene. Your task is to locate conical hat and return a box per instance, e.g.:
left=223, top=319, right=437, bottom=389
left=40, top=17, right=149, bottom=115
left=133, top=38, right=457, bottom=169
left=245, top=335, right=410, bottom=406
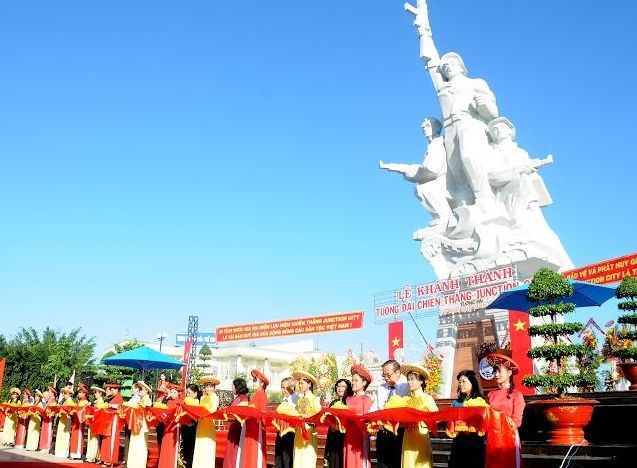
left=291, top=370, right=317, bottom=386
left=401, top=363, right=430, bottom=380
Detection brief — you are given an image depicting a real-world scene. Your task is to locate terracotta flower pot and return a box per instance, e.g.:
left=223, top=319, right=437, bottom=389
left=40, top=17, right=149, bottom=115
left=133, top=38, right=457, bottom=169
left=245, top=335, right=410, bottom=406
left=618, top=362, right=637, bottom=391
left=530, top=397, right=598, bottom=445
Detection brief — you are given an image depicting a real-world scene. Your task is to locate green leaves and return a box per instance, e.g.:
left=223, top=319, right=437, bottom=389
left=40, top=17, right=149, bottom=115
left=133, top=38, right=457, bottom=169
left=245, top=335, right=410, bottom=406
left=527, top=268, right=574, bottom=303
left=528, top=323, right=583, bottom=337
left=97, top=339, right=145, bottom=385
left=617, top=314, right=637, bottom=325
left=612, top=275, right=637, bottom=362
left=0, top=327, right=96, bottom=399
left=609, top=348, right=637, bottom=361
left=616, top=275, right=637, bottom=300
left=522, top=372, right=598, bottom=395
left=617, top=329, right=637, bottom=341
left=529, top=303, right=576, bottom=317
left=528, top=343, right=590, bottom=360
left=523, top=268, right=600, bottom=395
left=618, top=301, right=637, bottom=312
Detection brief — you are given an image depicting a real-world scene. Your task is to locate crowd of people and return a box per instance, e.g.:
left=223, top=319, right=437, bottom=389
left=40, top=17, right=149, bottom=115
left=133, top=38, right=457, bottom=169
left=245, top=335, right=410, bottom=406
left=0, top=352, right=525, bottom=468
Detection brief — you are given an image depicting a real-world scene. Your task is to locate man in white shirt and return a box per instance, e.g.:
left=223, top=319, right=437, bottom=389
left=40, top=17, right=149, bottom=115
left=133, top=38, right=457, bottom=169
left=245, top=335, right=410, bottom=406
left=374, top=360, right=409, bottom=468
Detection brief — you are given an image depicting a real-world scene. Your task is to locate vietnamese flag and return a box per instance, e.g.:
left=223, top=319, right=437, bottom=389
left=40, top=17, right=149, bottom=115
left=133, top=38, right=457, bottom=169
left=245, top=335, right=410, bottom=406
left=388, top=321, right=404, bottom=361
left=508, top=310, right=534, bottom=395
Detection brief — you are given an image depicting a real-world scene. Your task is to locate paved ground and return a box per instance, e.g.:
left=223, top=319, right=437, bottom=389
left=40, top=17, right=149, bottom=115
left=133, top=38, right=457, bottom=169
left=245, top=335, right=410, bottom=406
left=0, top=445, right=90, bottom=465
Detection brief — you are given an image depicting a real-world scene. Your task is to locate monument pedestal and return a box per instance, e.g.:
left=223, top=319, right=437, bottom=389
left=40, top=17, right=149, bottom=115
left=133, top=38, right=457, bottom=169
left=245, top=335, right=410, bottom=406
left=435, top=257, right=559, bottom=398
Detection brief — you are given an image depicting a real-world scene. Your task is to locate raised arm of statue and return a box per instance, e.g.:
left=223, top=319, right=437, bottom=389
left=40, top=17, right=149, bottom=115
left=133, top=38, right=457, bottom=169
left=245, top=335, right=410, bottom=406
left=404, top=0, right=431, bottom=38
left=405, top=0, right=444, bottom=90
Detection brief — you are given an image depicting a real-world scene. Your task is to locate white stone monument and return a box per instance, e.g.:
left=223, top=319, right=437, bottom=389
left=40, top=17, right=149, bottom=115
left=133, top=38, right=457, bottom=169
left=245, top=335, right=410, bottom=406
left=382, top=0, right=574, bottom=279
left=379, top=1, right=575, bottom=396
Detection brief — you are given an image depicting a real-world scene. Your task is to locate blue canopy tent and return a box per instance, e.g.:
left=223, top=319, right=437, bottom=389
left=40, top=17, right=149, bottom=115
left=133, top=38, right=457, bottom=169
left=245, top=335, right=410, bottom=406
left=103, top=345, right=184, bottom=380
left=486, top=279, right=616, bottom=311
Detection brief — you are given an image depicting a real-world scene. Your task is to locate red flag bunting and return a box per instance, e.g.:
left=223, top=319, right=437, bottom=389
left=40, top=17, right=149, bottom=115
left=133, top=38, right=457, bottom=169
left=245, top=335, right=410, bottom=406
left=508, top=310, right=534, bottom=395
left=388, top=321, right=404, bottom=361
left=181, top=341, right=192, bottom=385
left=0, top=358, right=5, bottom=392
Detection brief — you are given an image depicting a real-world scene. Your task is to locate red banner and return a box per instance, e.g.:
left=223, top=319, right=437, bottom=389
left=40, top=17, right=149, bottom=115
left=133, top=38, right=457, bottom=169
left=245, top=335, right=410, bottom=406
left=216, top=311, right=364, bottom=343
left=0, top=358, right=5, bottom=393
left=388, top=321, right=404, bottom=361
left=563, top=252, right=637, bottom=285
left=508, top=311, right=534, bottom=395
left=182, top=341, right=192, bottom=385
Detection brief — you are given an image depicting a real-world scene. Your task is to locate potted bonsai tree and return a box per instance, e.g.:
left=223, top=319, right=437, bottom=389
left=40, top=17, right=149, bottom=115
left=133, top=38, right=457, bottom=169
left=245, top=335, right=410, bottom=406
left=522, top=267, right=599, bottom=445
left=610, top=275, right=637, bottom=390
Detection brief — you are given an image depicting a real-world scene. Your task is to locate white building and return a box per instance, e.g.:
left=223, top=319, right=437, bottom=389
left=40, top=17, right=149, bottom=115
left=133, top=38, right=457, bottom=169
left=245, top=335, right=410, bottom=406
left=106, top=339, right=316, bottom=391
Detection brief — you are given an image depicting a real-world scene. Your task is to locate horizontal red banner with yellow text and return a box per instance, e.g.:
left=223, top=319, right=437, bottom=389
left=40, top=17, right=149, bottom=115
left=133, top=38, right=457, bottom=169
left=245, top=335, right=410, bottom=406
left=216, top=311, right=364, bottom=342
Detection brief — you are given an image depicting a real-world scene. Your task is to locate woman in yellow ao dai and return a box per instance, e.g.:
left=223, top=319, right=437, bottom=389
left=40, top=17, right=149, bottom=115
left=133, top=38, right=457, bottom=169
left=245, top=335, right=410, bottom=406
left=85, top=386, right=106, bottom=463
left=291, top=370, right=322, bottom=468
left=25, top=390, right=44, bottom=451
left=400, top=363, right=438, bottom=468
left=54, top=386, right=75, bottom=458
left=2, top=388, right=21, bottom=446
left=126, top=381, right=154, bottom=468
left=192, top=376, right=220, bottom=468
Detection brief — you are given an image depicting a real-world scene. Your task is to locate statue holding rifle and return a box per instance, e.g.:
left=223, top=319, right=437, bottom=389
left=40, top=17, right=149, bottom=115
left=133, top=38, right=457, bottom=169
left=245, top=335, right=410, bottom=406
left=407, top=0, right=498, bottom=210
left=380, top=0, right=573, bottom=277
left=380, top=116, right=456, bottom=229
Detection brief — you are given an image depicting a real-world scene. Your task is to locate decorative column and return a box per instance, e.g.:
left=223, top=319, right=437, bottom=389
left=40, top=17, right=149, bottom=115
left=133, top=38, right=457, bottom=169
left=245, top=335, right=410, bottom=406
left=263, top=358, right=271, bottom=380
left=436, top=316, right=458, bottom=397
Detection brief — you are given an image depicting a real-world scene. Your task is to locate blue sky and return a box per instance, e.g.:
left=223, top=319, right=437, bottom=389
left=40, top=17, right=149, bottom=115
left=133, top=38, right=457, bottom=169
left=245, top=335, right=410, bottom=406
left=1, top=1, right=635, bottom=360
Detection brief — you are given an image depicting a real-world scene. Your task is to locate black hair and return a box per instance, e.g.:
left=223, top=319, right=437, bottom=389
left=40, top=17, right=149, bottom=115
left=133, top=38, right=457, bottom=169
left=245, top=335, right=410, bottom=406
left=187, top=383, right=201, bottom=400
left=407, top=371, right=427, bottom=391
left=300, top=378, right=314, bottom=392
left=232, top=378, right=249, bottom=395
left=332, top=379, right=354, bottom=405
left=494, top=363, right=516, bottom=399
left=507, top=377, right=516, bottom=399
left=381, top=360, right=400, bottom=373
left=455, top=369, right=483, bottom=403
left=351, top=371, right=371, bottom=391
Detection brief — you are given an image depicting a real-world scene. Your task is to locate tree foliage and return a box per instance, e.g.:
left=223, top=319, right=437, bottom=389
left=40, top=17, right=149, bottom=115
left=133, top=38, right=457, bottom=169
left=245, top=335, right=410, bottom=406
left=527, top=344, right=590, bottom=361
left=527, top=268, right=574, bottom=303
left=522, top=268, right=597, bottom=395
left=0, top=327, right=95, bottom=399
left=196, top=344, right=213, bottom=377
left=528, top=303, right=576, bottom=317
left=610, top=276, right=637, bottom=361
left=523, top=372, right=598, bottom=392
left=616, top=275, right=637, bottom=300
left=528, top=323, right=583, bottom=338
left=91, top=339, right=145, bottom=385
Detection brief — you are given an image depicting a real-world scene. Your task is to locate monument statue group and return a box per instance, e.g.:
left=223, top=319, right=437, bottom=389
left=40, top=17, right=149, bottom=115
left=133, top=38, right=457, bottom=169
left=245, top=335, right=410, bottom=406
left=381, top=0, right=573, bottom=279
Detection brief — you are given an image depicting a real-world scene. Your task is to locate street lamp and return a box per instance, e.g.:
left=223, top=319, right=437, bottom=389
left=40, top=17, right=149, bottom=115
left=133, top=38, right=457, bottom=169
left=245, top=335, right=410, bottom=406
left=157, top=332, right=168, bottom=352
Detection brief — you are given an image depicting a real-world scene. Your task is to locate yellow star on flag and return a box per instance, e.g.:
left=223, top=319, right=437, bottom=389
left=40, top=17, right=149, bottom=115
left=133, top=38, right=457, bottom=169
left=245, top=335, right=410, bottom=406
left=391, top=337, right=401, bottom=347
left=513, top=319, right=526, bottom=331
